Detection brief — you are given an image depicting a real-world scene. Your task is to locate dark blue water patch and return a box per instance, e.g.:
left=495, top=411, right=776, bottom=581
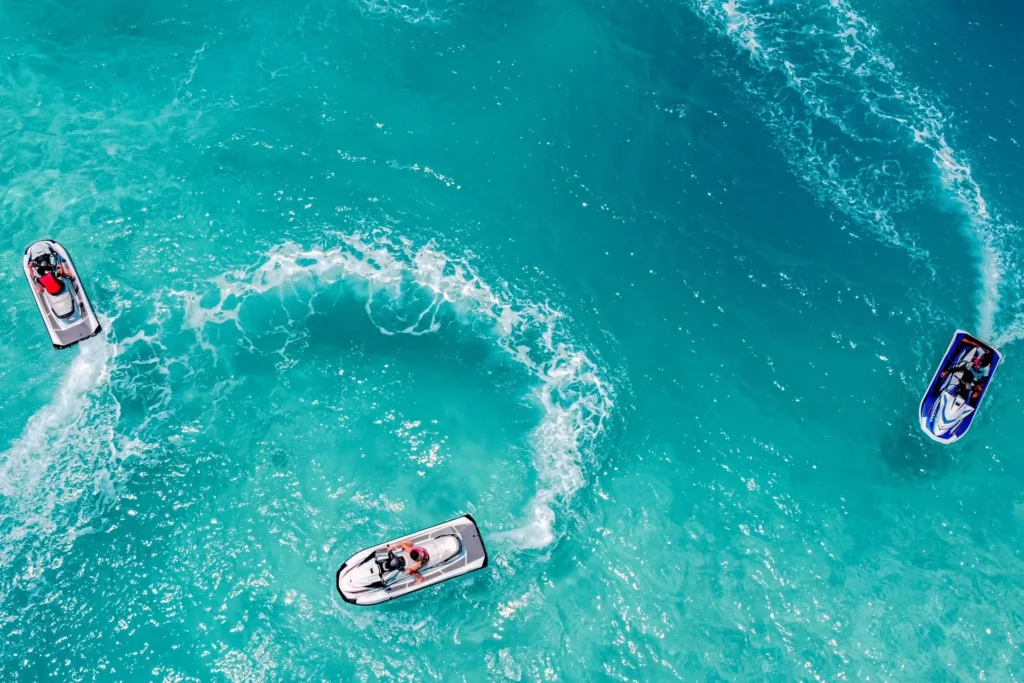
left=878, top=419, right=954, bottom=480
left=157, top=284, right=544, bottom=496
left=865, top=0, right=1024, bottom=132
left=199, top=277, right=541, bottom=394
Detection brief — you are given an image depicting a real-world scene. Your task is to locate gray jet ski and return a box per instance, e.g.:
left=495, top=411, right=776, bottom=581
left=336, top=514, right=488, bottom=606
left=23, top=239, right=102, bottom=349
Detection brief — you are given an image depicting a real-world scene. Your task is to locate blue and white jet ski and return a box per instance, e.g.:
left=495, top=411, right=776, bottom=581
left=336, top=515, right=488, bottom=606
left=23, top=239, right=102, bottom=349
left=919, top=330, right=1001, bottom=444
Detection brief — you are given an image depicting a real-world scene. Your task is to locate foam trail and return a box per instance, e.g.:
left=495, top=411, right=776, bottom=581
left=912, top=124, right=1014, bottom=340
left=992, top=314, right=1024, bottom=349
left=354, top=0, right=453, bottom=25
left=976, top=244, right=1002, bottom=342
left=689, top=0, right=1020, bottom=336
left=0, top=329, right=125, bottom=600
left=494, top=358, right=611, bottom=548
left=182, top=234, right=614, bottom=549
left=0, top=334, right=114, bottom=502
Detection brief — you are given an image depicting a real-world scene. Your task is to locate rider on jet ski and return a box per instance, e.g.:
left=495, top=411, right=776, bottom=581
left=29, top=255, right=66, bottom=295
left=387, top=539, right=429, bottom=585
left=941, top=348, right=993, bottom=401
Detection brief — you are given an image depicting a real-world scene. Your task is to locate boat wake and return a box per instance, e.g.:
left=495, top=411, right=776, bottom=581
left=0, top=329, right=140, bottom=599
left=179, top=231, right=614, bottom=549
left=353, top=0, right=457, bottom=25
left=688, top=0, right=1021, bottom=342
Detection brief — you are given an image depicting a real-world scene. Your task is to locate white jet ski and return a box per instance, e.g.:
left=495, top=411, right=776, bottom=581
left=23, top=239, right=102, bottom=349
left=336, top=515, right=488, bottom=606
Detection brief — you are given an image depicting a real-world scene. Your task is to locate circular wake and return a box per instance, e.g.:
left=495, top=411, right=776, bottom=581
left=178, top=231, right=614, bottom=548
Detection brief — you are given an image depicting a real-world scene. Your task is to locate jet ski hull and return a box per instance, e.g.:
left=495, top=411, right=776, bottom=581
left=919, top=330, right=1001, bottom=444
left=23, top=240, right=102, bottom=349
left=336, top=514, right=488, bottom=606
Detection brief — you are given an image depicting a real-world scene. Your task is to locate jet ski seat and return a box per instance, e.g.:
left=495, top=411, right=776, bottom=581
left=375, top=548, right=405, bottom=572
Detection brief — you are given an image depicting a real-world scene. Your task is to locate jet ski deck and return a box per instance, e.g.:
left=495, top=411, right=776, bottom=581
left=336, top=514, right=488, bottom=606
left=23, top=239, right=102, bottom=349
left=919, top=330, right=1001, bottom=444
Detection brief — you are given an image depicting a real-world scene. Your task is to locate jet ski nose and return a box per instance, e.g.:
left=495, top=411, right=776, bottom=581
left=337, top=569, right=368, bottom=596
left=337, top=572, right=363, bottom=594
left=337, top=556, right=386, bottom=597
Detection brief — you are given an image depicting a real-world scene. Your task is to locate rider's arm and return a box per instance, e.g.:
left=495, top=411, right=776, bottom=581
left=405, top=561, right=424, bottom=574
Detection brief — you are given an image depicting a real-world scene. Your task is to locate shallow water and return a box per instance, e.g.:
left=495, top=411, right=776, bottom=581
left=2, top=0, right=1023, bottom=680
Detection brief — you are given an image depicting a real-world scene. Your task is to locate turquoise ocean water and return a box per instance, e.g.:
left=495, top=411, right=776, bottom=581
left=2, top=0, right=1024, bottom=679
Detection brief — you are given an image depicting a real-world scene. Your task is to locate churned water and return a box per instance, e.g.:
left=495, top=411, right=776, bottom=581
left=2, top=0, right=1023, bottom=680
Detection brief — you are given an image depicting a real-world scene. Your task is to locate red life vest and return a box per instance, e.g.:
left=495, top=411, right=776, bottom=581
left=38, top=272, right=63, bottom=295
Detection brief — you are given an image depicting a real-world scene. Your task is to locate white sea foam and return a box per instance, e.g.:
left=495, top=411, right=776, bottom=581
left=0, top=315, right=177, bottom=604
left=0, top=335, right=113, bottom=501
left=992, top=313, right=1024, bottom=349
left=0, top=327, right=139, bottom=582
left=689, top=0, right=1021, bottom=339
left=353, top=0, right=455, bottom=25
left=181, top=233, right=614, bottom=549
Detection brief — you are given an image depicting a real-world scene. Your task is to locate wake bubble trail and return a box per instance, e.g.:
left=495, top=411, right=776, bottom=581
left=0, top=328, right=133, bottom=605
left=179, top=233, right=614, bottom=549
left=688, top=0, right=1021, bottom=341
left=0, top=335, right=113, bottom=504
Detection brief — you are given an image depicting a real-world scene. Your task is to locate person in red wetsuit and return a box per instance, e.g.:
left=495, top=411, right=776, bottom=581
left=30, top=257, right=65, bottom=295
left=38, top=270, right=63, bottom=294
